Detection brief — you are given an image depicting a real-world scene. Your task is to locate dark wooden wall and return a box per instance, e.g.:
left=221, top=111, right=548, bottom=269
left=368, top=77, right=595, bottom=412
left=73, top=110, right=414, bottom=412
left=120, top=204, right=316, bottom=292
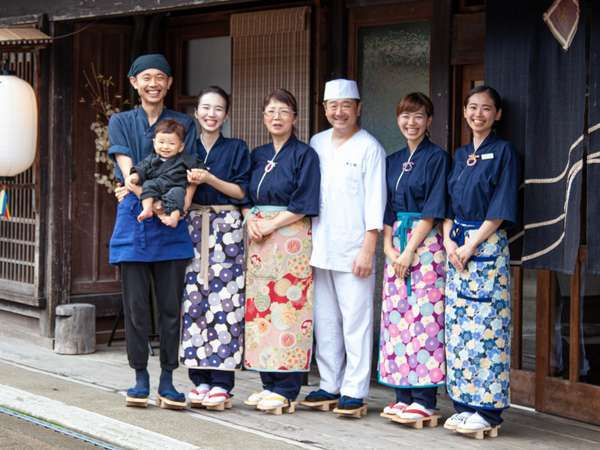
left=71, top=23, right=131, bottom=297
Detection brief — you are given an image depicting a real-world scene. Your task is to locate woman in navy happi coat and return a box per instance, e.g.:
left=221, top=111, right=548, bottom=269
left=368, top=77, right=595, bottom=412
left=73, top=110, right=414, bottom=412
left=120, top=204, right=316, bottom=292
left=179, top=86, right=251, bottom=410
left=443, top=85, right=519, bottom=435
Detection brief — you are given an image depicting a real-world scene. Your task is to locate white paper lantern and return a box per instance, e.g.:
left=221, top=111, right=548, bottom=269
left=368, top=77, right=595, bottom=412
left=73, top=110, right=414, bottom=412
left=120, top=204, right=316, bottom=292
left=0, top=75, right=38, bottom=176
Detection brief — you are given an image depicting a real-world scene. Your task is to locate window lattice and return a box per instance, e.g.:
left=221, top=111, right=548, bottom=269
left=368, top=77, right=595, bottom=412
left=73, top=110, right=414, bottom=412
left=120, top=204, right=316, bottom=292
left=0, top=51, right=37, bottom=287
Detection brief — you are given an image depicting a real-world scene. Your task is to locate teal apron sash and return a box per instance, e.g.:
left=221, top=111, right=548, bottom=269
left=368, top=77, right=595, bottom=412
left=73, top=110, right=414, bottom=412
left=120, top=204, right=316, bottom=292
left=243, top=205, right=287, bottom=225
left=393, top=211, right=422, bottom=297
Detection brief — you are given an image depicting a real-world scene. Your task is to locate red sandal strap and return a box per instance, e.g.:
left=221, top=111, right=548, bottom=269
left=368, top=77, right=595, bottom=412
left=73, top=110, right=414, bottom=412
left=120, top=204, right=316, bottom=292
left=207, top=392, right=230, bottom=400
left=403, top=408, right=431, bottom=417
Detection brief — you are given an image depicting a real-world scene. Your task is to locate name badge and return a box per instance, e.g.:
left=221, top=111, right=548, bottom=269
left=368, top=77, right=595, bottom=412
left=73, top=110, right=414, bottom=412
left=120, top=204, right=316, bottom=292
left=481, top=153, right=494, bottom=160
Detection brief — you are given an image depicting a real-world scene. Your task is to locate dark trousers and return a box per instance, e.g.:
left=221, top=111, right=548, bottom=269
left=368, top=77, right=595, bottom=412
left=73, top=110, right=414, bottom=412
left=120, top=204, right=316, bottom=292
left=395, top=387, right=438, bottom=409
left=453, top=401, right=504, bottom=426
left=120, top=260, right=188, bottom=370
left=259, top=372, right=304, bottom=401
left=189, top=369, right=235, bottom=392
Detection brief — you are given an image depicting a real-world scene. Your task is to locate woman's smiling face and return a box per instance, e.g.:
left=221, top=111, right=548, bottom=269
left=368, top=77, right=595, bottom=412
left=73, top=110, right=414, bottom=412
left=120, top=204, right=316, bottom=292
left=196, top=92, right=228, bottom=134
left=263, top=99, right=296, bottom=138
left=463, top=91, right=502, bottom=134
left=397, top=106, right=431, bottom=144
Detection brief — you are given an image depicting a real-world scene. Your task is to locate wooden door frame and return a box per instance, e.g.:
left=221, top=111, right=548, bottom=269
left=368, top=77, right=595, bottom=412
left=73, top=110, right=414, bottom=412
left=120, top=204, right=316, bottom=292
left=535, top=247, right=600, bottom=424
left=347, top=1, right=432, bottom=80
left=509, top=266, right=537, bottom=407
left=347, top=0, right=452, bottom=150
left=165, top=11, right=231, bottom=114
left=71, top=22, right=130, bottom=296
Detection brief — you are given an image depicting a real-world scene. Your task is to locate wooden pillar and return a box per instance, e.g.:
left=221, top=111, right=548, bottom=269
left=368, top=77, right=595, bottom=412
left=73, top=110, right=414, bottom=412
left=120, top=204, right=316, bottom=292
left=430, top=0, right=452, bottom=150
left=36, top=21, right=51, bottom=336
left=40, top=21, right=74, bottom=338
left=329, top=0, right=347, bottom=78
left=311, top=1, right=330, bottom=133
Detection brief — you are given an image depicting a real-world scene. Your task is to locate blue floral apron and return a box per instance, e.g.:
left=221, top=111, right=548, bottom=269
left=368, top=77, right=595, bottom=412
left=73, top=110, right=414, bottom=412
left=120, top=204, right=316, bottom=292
left=445, top=219, right=511, bottom=409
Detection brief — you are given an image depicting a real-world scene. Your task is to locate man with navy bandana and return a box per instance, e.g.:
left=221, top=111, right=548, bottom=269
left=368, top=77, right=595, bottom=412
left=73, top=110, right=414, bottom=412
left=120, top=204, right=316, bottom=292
left=108, top=54, right=197, bottom=409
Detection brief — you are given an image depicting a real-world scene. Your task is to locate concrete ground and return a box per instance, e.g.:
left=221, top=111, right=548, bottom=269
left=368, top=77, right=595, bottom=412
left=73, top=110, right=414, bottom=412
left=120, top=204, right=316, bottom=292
left=0, top=412, right=100, bottom=450
left=0, top=335, right=599, bottom=450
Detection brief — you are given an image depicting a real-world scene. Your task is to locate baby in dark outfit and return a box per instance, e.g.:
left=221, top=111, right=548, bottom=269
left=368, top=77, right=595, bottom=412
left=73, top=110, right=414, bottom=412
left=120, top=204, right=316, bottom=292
left=127, top=119, right=201, bottom=227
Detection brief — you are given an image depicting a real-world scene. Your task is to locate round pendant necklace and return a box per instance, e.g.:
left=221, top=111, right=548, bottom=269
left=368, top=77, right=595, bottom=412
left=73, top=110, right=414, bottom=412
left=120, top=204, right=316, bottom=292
left=466, top=143, right=483, bottom=167
left=466, top=152, right=479, bottom=166
left=395, top=148, right=418, bottom=191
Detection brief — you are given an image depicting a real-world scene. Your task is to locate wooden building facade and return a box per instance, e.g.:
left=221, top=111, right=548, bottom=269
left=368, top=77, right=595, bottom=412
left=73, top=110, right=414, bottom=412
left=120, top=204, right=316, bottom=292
left=1, top=0, right=598, bottom=426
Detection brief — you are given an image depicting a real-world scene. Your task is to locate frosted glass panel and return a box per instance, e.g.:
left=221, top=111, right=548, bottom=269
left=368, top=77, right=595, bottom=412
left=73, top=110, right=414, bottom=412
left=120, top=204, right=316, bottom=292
left=185, top=36, right=231, bottom=97
left=185, top=36, right=232, bottom=137
left=358, top=22, right=430, bottom=154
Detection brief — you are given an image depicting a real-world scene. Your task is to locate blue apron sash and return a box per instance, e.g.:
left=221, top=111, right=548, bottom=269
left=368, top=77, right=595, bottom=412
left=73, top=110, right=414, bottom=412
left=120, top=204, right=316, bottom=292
left=450, top=218, right=499, bottom=264
left=449, top=218, right=482, bottom=246
left=393, top=212, right=422, bottom=297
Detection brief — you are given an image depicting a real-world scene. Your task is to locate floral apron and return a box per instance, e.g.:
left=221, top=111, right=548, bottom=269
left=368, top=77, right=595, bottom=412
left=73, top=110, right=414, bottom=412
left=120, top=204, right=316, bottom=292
left=180, top=205, right=245, bottom=371
left=445, top=218, right=511, bottom=409
left=378, top=212, right=446, bottom=388
left=244, top=206, right=313, bottom=372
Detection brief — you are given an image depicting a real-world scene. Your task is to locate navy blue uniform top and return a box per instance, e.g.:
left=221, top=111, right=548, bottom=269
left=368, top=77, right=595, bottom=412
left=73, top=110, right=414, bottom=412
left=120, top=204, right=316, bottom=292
left=108, top=107, right=198, bottom=182
left=193, top=134, right=251, bottom=206
left=384, top=137, right=450, bottom=226
left=447, top=133, right=520, bottom=227
left=248, top=136, right=321, bottom=216
left=107, top=107, right=197, bottom=264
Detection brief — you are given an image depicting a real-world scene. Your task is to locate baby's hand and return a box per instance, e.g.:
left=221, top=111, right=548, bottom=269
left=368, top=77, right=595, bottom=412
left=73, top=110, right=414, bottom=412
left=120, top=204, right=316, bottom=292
left=126, top=173, right=140, bottom=185
left=188, top=168, right=211, bottom=185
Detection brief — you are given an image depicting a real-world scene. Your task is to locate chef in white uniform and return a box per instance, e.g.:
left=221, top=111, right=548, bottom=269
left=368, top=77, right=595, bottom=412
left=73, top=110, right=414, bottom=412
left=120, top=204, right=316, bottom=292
left=305, top=79, right=386, bottom=412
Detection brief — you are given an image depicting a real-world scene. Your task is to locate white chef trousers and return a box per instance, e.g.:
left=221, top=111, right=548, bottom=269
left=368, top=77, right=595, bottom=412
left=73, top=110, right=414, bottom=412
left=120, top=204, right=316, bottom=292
left=313, top=267, right=375, bottom=399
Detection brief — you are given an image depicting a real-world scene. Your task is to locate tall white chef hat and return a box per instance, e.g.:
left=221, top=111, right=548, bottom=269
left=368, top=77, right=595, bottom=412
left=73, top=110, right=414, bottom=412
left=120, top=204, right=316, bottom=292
left=323, top=79, right=360, bottom=101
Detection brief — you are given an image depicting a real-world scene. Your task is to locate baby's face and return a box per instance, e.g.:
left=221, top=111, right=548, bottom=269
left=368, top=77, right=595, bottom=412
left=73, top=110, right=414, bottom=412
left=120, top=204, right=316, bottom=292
left=153, top=132, right=183, bottom=158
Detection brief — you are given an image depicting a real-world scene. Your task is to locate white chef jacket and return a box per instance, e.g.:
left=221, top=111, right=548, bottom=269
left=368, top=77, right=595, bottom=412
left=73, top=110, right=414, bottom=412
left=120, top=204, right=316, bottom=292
left=310, top=128, right=386, bottom=272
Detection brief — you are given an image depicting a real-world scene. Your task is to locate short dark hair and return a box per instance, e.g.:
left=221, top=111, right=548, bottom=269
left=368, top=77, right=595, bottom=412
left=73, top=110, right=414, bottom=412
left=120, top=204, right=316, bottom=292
left=396, top=92, right=434, bottom=117
left=154, top=119, right=185, bottom=141
left=262, top=88, right=298, bottom=115
left=463, top=85, right=502, bottom=110
left=197, top=85, right=230, bottom=113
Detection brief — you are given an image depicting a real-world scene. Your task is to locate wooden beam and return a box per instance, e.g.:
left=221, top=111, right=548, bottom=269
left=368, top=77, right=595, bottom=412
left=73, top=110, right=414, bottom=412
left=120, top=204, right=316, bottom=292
left=542, top=376, right=600, bottom=426
left=430, top=0, right=452, bottom=151
left=535, top=270, right=552, bottom=412
left=41, top=21, right=74, bottom=338
left=0, top=300, right=43, bottom=319
left=0, top=285, right=45, bottom=308
left=332, top=0, right=347, bottom=78
left=510, top=369, right=535, bottom=407
left=311, top=2, right=329, bottom=134
left=0, top=0, right=255, bottom=23
left=511, top=266, right=523, bottom=370
left=568, top=249, right=583, bottom=383
left=451, top=12, right=485, bottom=65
